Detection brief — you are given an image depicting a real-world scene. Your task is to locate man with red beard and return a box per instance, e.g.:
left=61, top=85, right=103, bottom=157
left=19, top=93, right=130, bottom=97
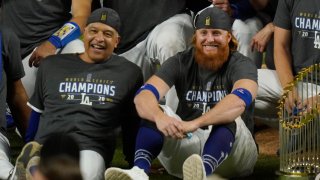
left=105, top=6, right=258, bottom=180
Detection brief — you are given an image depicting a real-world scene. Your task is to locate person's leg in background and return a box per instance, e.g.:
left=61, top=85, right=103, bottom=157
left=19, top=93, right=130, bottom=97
left=232, top=17, right=264, bottom=68
left=145, top=13, right=194, bottom=111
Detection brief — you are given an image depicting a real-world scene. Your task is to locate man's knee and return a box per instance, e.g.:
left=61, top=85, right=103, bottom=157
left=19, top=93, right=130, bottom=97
left=80, top=150, right=105, bottom=180
left=60, top=39, right=84, bottom=54
left=146, top=15, right=193, bottom=63
left=232, top=18, right=263, bottom=35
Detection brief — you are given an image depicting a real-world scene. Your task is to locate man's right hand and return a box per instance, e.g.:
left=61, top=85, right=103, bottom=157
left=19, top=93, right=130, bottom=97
left=284, top=88, right=302, bottom=114
left=29, top=41, right=57, bottom=67
left=155, top=114, right=184, bottom=139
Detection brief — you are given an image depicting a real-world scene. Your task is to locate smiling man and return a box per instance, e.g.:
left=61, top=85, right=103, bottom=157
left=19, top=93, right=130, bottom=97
left=15, top=8, right=143, bottom=180
left=105, top=6, right=258, bottom=180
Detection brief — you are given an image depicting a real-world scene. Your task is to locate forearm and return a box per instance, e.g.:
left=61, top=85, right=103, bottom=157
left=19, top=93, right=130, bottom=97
left=191, top=79, right=257, bottom=128
left=274, top=29, right=294, bottom=88
left=275, top=52, right=293, bottom=88
left=69, top=16, right=89, bottom=33
left=134, top=91, right=164, bottom=123
left=70, top=0, right=92, bottom=32
left=7, top=84, right=31, bottom=136
left=266, top=22, right=274, bottom=33
left=194, top=95, right=246, bottom=128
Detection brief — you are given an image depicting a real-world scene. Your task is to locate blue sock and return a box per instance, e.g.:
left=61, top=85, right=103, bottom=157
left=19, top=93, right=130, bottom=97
left=202, top=126, right=235, bottom=175
left=134, top=127, right=164, bottom=173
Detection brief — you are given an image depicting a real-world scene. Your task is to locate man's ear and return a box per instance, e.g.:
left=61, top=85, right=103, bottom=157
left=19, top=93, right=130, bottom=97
left=114, top=36, right=120, bottom=48
left=227, top=32, right=232, bottom=43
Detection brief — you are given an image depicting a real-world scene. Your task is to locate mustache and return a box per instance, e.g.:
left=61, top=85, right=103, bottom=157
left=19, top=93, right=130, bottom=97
left=191, top=34, right=230, bottom=71
left=193, top=43, right=229, bottom=71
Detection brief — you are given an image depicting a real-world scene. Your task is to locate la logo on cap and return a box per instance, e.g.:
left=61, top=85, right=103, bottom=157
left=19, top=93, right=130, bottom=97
left=205, top=16, right=211, bottom=26
left=100, top=12, right=107, bottom=21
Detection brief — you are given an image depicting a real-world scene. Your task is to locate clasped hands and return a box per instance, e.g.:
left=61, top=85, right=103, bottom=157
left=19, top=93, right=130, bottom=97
left=155, top=113, right=198, bottom=139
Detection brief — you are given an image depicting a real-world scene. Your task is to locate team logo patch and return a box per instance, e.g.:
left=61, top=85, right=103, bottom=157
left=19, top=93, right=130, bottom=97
left=205, top=16, right=211, bottom=26
left=100, top=12, right=107, bottom=21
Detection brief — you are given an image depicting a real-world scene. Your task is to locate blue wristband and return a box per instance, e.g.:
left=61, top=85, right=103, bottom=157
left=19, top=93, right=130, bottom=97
left=48, top=35, right=61, bottom=49
left=48, top=22, right=81, bottom=49
left=135, top=83, right=160, bottom=101
left=231, top=88, right=252, bottom=108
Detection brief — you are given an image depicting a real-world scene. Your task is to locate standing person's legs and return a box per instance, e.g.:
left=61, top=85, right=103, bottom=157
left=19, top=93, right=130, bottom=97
left=232, top=17, right=263, bottom=68
left=0, top=132, right=14, bottom=179
left=80, top=150, right=105, bottom=180
left=21, top=39, right=84, bottom=97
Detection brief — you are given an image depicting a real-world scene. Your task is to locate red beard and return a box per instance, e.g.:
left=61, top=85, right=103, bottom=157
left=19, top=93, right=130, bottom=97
left=194, top=41, right=230, bottom=71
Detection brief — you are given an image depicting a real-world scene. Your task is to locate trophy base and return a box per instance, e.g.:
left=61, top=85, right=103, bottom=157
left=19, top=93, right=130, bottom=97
left=276, top=170, right=316, bottom=180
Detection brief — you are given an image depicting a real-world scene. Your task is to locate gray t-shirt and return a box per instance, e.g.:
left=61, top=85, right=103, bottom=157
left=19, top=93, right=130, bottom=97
left=0, top=26, right=25, bottom=132
left=273, top=0, right=320, bottom=75
left=156, top=48, right=257, bottom=134
left=28, top=54, right=143, bottom=161
left=1, top=0, right=71, bottom=58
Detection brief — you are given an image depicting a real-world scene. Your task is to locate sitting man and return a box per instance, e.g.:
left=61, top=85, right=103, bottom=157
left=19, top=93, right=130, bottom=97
left=105, top=6, right=258, bottom=180
left=14, top=7, right=143, bottom=180
left=0, top=26, right=30, bottom=179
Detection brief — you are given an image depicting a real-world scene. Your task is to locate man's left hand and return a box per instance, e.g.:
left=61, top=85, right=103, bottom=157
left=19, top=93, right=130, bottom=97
left=29, top=41, right=57, bottom=67
left=181, top=120, right=199, bottom=137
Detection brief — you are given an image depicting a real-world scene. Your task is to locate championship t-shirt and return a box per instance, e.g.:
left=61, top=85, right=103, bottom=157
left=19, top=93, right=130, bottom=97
left=28, top=54, right=143, bottom=161
left=156, top=47, right=257, bottom=133
left=274, top=0, right=320, bottom=75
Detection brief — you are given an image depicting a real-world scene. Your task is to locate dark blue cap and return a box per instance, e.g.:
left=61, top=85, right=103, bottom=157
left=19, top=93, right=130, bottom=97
left=194, top=6, right=232, bottom=31
left=87, top=8, right=121, bottom=33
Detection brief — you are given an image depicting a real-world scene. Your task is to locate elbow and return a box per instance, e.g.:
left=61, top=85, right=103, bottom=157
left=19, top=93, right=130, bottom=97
left=134, top=95, right=145, bottom=117
left=134, top=95, right=141, bottom=110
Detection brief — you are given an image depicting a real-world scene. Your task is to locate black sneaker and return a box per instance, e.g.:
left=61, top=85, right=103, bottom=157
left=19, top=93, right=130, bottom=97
left=14, top=141, right=42, bottom=180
